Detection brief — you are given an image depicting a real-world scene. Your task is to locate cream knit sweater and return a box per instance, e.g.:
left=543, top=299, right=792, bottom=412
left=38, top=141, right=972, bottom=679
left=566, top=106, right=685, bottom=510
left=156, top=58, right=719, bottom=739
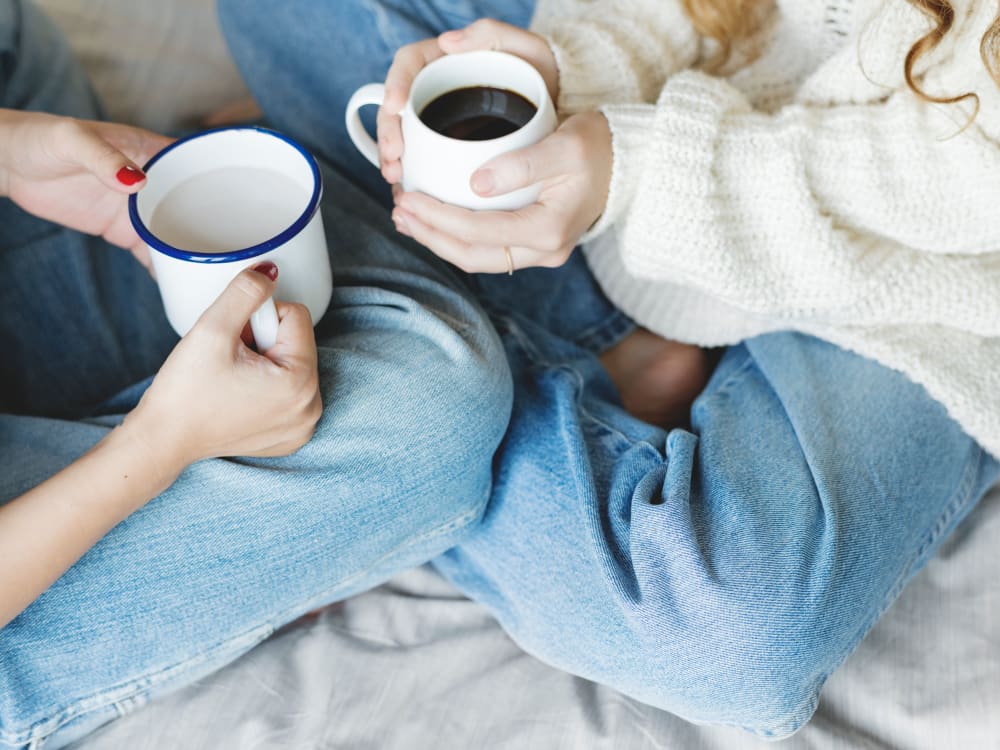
left=530, top=0, right=1000, bottom=458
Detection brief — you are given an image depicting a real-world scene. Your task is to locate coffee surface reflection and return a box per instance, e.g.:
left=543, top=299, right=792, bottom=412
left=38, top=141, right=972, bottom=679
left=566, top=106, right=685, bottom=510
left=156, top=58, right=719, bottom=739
left=419, top=86, right=537, bottom=141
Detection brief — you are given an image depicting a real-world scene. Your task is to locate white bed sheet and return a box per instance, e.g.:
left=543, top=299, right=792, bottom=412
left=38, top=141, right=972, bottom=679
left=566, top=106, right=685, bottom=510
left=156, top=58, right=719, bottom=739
left=71, top=487, right=1000, bottom=750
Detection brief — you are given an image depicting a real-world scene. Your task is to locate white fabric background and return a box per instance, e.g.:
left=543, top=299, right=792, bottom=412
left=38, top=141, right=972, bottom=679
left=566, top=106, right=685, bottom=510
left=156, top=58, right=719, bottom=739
left=37, top=0, right=248, bottom=133
left=71, top=492, right=1000, bottom=750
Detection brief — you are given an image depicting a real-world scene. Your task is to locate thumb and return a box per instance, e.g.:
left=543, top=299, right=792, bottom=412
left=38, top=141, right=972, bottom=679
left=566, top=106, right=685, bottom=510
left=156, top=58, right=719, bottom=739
left=198, top=262, right=280, bottom=339
left=62, top=119, right=147, bottom=193
left=470, top=130, right=573, bottom=196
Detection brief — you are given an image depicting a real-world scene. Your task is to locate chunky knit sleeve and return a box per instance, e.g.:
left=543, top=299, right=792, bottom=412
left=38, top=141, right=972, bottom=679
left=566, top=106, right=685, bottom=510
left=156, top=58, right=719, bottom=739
left=531, top=0, right=699, bottom=114
left=587, top=69, right=1000, bottom=334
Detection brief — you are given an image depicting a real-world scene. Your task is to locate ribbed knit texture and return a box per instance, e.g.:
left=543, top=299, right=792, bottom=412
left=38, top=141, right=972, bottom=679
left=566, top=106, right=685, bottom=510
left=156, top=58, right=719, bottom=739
left=532, top=0, right=1000, bottom=457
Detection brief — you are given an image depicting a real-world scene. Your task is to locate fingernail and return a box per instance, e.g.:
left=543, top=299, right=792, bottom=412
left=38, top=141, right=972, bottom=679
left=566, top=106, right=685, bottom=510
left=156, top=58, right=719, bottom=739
left=471, top=169, right=494, bottom=195
left=441, top=29, right=464, bottom=42
left=393, top=211, right=411, bottom=235
left=116, top=165, right=145, bottom=186
left=251, top=261, right=279, bottom=281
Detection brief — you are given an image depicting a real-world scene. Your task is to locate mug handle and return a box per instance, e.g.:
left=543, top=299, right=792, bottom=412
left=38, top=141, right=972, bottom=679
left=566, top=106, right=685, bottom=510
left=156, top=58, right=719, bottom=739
left=250, top=297, right=280, bottom=353
left=345, top=83, right=386, bottom=168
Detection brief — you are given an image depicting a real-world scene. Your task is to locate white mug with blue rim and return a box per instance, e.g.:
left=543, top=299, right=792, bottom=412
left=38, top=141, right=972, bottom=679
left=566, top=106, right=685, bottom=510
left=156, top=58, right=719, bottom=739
left=129, top=127, right=332, bottom=351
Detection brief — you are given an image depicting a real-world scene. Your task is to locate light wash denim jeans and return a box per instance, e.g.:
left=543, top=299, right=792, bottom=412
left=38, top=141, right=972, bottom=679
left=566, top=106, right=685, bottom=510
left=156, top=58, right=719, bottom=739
left=0, top=2, right=512, bottom=748
left=219, top=0, right=1000, bottom=740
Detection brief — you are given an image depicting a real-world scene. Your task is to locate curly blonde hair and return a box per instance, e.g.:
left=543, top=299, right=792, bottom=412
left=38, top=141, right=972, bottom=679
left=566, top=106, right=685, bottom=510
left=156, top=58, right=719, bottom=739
left=682, top=0, right=1000, bottom=109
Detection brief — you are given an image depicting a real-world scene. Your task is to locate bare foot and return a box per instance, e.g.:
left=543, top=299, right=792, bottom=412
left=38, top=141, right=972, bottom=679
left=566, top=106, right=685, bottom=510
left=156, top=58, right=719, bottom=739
left=599, top=328, right=710, bottom=429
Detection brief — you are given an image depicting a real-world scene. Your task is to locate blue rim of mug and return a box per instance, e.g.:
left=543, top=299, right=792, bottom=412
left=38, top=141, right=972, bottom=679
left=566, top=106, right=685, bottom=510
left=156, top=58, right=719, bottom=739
left=127, top=126, right=323, bottom=264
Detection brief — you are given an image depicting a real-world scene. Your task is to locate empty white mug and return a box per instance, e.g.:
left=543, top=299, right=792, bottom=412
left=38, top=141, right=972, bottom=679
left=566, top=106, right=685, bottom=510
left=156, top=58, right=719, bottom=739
left=345, top=50, right=557, bottom=211
left=129, top=127, right=333, bottom=351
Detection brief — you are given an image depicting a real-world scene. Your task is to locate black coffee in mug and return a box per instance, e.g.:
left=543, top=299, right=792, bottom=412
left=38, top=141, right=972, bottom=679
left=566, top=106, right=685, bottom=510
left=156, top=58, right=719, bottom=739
left=419, top=86, right=537, bottom=141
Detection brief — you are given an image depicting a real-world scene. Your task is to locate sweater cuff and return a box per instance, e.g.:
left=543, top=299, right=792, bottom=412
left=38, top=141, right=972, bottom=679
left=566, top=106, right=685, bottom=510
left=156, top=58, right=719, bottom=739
left=611, top=71, right=748, bottom=279
left=578, top=103, right=655, bottom=244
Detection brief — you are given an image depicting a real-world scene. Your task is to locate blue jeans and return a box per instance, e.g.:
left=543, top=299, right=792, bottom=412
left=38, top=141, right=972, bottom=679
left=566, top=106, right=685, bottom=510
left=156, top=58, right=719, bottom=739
left=220, top=0, right=1000, bottom=740
left=0, top=2, right=511, bottom=748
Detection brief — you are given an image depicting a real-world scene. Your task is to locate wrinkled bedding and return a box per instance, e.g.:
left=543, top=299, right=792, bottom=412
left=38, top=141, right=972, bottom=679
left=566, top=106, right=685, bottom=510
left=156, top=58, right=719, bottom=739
left=72, top=488, right=1000, bottom=749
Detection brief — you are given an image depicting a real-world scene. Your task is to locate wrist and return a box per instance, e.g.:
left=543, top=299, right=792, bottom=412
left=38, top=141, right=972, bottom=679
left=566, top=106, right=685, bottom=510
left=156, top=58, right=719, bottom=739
left=113, top=409, right=189, bottom=497
left=576, top=104, right=652, bottom=245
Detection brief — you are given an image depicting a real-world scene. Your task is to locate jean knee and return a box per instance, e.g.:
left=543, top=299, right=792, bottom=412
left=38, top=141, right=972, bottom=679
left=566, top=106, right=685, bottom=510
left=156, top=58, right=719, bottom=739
left=298, top=293, right=512, bottom=545
left=612, top=589, right=827, bottom=739
left=412, top=324, right=514, bottom=528
left=622, top=495, right=833, bottom=734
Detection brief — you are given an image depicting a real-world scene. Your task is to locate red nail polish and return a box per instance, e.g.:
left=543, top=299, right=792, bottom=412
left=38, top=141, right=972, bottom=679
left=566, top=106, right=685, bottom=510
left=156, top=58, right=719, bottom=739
left=116, top=165, right=145, bottom=186
left=251, top=261, right=279, bottom=281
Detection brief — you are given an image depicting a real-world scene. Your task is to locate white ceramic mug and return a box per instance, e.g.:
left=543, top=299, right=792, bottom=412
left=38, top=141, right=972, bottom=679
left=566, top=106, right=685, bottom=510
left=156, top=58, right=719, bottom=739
left=345, top=50, right=557, bottom=211
left=129, top=127, right=333, bottom=351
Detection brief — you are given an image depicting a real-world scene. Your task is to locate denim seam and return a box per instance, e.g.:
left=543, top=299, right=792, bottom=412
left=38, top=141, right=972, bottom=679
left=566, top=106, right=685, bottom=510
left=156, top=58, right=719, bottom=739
left=757, top=441, right=987, bottom=740
left=571, top=310, right=635, bottom=355
left=690, top=350, right=756, bottom=422
left=558, top=363, right=627, bottom=445
left=504, top=321, right=630, bottom=444
left=3, top=489, right=489, bottom=748
left=500, top=314, right=667, bottom=451
left=495, top=314, right=554, bottom=368
left=817, top=441, right=982, bottom=671
left=482, top=294, right=634, bottom=358
left=682, top=351, right=984, bottom=738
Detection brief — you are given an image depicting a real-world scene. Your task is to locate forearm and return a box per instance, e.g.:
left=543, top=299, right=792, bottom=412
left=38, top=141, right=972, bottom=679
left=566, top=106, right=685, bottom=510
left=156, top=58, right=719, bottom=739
left=0, top=416, right=183, bottom=628
left=593, top=72, right=1000, bottom=331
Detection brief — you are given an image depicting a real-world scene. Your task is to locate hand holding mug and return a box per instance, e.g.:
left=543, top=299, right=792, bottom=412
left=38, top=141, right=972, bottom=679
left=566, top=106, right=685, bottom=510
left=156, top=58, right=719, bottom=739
left=129, top=263, right=322, bottom=468
left=348, top=19, right=614, bottom=273
left=348, top=49, right=557, bottom=211
left=376, top=20, right=560, bottom=186
left=0, top=109, right=172, bottom=267
left=393, top=110, right=613, bottom=272
left=130, top=127, right=333, bottom=353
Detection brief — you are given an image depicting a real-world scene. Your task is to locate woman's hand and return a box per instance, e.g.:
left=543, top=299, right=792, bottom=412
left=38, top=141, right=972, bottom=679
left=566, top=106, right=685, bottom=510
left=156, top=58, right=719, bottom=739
left=378, top=19, right=559, bottom=185
left=128, top=262, right=322, bottom=477
left=0, top=109, right=172, bottom=268
left=393, top=110, right=613, bottom=272
left=0, top=263, right=321, bottom=628
left=378, top=19, right=613, bottom=272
